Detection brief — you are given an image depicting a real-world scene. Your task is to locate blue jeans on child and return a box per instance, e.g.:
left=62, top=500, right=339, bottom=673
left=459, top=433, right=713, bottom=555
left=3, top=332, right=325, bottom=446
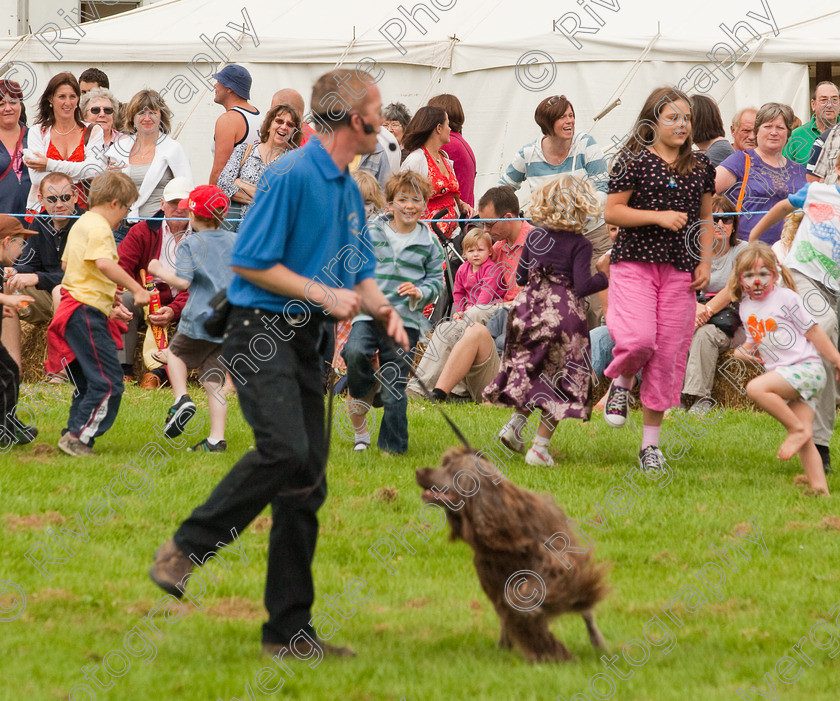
left=64, top=304, right=124, bottom=445
left=342, top=320, right=420, bottom=454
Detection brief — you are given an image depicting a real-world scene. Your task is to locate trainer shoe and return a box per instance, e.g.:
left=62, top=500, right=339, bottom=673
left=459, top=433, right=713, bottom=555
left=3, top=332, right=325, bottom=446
left=688, top=396, right=715, bottom=418
left=638, top=445, right=667, bottom=474
left=191, top=438, right=227, bottom=452
left=353, top=439, right=370, bottom=452
left=261, top=637, right=356, bottom=659
left=149, top=539, right=194, bottom=598
left=57, top=432, right=94, bottom=457
left=816, top=444, right=833, bottom=474
left=525, top=447, right=555, bottom=467
left=603, top=382, right=631, bottom=428
left=498, top=422, right=525, bottom=454
left=164, top=395, right=196, bottom=438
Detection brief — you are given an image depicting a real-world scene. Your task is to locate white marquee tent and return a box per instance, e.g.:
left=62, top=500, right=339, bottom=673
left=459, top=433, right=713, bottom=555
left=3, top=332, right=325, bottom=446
left=1, top=0, right=838, bottom=195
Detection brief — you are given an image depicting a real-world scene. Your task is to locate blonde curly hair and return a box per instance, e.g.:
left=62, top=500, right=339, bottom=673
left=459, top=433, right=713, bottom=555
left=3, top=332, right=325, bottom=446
left=529, top=175, right=602, bottom=233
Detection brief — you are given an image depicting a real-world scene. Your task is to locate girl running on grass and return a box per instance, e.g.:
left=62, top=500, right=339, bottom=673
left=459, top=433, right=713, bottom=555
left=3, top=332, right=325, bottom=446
left=602, top=86, right=716, bottom=473
left=485, top=175, right=609, bottom=466
left=730, top=242, right=839, bottom=496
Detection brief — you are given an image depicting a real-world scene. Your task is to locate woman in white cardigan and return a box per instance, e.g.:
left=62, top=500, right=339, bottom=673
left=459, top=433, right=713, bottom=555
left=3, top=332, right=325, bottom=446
left=110, top=89, right=193, bottom=221
left=24, top=72, right=108, bottom=210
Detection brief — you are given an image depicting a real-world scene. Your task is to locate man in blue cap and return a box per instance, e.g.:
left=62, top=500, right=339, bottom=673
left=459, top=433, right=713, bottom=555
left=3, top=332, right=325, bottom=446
left=208, top=64, right=262, bottom=192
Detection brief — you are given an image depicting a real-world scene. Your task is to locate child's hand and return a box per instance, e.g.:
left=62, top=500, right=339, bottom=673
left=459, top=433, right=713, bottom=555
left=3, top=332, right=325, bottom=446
left=596, top=252, right=610, bottom=275
left=147, top=259, right=162, bottom=277
left=397, top=282, right=421, bottom=300
left=134, top=289, right=151, bottom=307
left=658, top=210, right=688, bottom=231
left=690, top=261, right=711, bottom=291
left=2, top=294, right=34, bottom=311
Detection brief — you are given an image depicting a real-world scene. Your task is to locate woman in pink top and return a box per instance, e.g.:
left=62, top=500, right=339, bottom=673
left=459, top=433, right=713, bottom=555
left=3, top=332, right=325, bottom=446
left=428, top=94, right=477, bottom=207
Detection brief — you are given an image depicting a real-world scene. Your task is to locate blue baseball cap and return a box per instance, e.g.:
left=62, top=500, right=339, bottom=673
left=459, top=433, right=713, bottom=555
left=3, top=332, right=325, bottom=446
left=213, top=64, right=252, bottom=100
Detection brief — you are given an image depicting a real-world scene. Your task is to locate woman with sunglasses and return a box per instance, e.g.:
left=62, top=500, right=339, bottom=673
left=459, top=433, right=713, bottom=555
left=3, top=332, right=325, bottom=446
left=0, top=79, right=30, bottom=218
left=110, top=89, right=193, bottom=222
left=500, top=94, right=610, bottom=326
left=23, top=72, right=108, bottom=211
left=681, top=194, right=746, bottom=413
left=81, top=88, right=122, bottom=150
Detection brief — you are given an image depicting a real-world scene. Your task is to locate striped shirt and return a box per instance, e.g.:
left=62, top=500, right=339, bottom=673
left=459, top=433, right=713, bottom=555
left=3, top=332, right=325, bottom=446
left=499, top=132, right=609, bottom=232
left=353, top=214, right=445, bottom=332
left=810, top=124, right=840, bottom=184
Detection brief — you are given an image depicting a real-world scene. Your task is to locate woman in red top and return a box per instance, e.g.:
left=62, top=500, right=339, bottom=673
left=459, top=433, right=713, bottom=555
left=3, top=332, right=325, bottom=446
left=400, top=106, right=474, bottom=238
left=23, top=72, right=107, bottom=211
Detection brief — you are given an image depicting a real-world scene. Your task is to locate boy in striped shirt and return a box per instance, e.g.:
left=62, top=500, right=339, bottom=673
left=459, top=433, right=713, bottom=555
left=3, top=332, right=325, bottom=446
left=342, top=171, right=444, bottom=453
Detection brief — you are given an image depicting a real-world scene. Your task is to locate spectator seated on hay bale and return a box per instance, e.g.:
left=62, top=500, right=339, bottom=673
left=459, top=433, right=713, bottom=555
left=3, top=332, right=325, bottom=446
left=115, top=177, right=192, bottom=389
left=2, top=172, right=79, bottom=372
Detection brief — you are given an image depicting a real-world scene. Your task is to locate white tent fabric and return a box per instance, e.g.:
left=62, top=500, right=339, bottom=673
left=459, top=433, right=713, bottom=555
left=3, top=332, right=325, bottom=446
left=0, top=0, right=835, bottom=196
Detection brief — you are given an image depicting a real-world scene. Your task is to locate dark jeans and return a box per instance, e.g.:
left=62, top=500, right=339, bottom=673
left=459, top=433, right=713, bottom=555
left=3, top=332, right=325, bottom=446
left=342, top=320, right=420, bottom=454
left=175, top=307, right=327, bottom=644
left=0, top=341, right=20, bottom=440
left=64, top=304, right=124, bottom=446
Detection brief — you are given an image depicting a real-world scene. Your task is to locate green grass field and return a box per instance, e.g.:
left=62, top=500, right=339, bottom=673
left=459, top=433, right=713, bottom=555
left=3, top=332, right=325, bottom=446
left=2, top=384, right=839, bottom=701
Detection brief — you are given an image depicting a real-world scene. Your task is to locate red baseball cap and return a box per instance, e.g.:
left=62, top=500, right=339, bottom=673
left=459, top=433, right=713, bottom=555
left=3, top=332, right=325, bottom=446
left=179, top=185, right=230, bottom=219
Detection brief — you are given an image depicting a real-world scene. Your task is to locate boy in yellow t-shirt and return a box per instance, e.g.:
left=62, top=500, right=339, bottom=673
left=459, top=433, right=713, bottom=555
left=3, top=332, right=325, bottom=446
left=51, top=172, right=150, bottom=457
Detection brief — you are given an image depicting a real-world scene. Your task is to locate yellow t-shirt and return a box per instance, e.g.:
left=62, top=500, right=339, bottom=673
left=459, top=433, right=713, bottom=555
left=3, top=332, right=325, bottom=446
left=61, top=211, right=118, bottom=316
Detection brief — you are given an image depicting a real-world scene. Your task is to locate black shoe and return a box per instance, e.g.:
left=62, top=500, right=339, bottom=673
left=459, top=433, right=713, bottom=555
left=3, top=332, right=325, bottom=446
left=164, top=395, right=196, bottom=438
left=191, top=438, right=227, bottom=452
left=816, top=444, right=832, bottom=474
left=14, top=425, right=38, bottom=445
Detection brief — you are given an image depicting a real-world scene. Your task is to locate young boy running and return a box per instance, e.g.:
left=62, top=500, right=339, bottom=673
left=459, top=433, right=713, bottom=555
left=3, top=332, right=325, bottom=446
left=48, top=172, right=150, bottom=457
left=342, top=171, right=444, bottom=453
left=148, top=185, right=235, bottom=452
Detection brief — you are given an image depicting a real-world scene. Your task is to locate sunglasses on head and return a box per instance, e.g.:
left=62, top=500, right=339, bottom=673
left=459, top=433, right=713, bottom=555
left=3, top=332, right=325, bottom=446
left=44, top=194, right=73, bottom=203
left=547, top=95, right=567, bottom=105
left=89, top=106, right=114, bottom=115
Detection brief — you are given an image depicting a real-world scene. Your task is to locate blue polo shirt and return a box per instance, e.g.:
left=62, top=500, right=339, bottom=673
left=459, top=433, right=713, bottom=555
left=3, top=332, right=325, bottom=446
left=228, top=136, right=376, bottom=313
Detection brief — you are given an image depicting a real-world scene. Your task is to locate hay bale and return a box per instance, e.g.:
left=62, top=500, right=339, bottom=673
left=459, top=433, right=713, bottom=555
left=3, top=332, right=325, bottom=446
left=20, top=322, right=48, bottom=383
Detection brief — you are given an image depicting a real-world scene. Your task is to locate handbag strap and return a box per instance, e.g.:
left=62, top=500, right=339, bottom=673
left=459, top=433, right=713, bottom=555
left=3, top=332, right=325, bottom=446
left=0, top=125, right=25, bottom=183
left=238, top=143, right=253, bottom=173
left=736, top=152, right=751, bottom=211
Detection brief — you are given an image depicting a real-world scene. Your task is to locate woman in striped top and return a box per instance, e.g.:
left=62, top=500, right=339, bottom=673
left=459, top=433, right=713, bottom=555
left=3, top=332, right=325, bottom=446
left=499, top=95, right=611, bottom=325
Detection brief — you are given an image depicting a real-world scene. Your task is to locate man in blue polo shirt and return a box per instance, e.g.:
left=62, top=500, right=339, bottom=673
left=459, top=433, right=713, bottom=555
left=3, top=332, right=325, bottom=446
left=149, top=69, right=407, bottom=659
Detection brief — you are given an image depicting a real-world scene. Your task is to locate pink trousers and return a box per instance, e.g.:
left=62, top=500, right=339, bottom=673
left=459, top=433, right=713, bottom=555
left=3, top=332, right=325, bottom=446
left=605, top=262, right=696, bottom=412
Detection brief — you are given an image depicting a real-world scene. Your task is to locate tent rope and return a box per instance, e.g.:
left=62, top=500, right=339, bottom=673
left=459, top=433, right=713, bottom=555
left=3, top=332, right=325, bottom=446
left=420, top=35, right=459, bottom=105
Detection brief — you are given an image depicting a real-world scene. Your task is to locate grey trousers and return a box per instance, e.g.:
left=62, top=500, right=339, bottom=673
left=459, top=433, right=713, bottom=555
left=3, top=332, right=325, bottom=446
left=117, top=289, right=145, bottom=367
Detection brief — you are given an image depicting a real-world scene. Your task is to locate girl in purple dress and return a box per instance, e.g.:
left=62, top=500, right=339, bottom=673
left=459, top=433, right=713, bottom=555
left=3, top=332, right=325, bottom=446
left=485, top=176, right=610, bottom=466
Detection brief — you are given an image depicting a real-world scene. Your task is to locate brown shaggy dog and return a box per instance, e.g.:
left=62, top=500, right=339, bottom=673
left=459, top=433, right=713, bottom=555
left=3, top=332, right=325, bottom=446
left=416, top=446, right=608, bottom=662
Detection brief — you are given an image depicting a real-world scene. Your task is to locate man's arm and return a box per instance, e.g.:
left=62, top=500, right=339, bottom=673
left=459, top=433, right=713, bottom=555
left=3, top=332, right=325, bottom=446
left=209, top=112, right=243, bottom=186
left=95, top=258, right=150, bottom=305
left=232, top=263, right=362, bottom=320
left=355, top=277, right=409, bottom=349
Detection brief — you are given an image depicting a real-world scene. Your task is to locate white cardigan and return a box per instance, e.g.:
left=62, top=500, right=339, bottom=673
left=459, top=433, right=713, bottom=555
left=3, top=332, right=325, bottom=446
left=26, top=123, right=107, bottom=209
left=110, top=133, right=193, bottom=220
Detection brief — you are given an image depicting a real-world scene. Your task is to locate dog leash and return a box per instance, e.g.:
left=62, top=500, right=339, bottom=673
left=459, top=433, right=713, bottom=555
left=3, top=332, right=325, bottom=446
left=371, top=318, right=474, bottom=452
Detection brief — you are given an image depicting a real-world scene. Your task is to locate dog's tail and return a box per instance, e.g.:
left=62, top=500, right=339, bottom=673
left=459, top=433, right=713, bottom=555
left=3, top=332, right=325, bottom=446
left=570, top=558, right=611, bottom=612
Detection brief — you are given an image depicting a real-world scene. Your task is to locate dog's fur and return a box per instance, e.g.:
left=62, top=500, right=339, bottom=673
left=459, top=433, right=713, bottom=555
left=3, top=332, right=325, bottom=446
left=416, top=446, right=608, bottom=662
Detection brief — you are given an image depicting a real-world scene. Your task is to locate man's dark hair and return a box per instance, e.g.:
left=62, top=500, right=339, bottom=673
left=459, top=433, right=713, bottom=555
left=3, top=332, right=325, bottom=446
left=478, top=186, right=519, bottom=216
left=79, top=67, right=109, bottom=89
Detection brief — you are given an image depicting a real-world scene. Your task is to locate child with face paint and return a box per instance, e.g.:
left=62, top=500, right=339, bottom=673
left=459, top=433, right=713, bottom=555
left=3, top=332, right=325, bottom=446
left=603, top=87, right=716, bottom=473
left=729, top=242, right=840, bottom=495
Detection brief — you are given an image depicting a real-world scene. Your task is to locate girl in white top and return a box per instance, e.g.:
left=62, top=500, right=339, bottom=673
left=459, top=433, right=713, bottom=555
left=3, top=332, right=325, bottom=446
left=110, top=90, right=193, bottom=221
left=24, top=72, right=107, bottom=210
left=730, top=242, right=840, bottom=495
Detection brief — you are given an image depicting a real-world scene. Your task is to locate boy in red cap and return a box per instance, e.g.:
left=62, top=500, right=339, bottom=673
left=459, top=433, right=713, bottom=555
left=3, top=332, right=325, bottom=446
left=148, top=184, right=235, bottom=451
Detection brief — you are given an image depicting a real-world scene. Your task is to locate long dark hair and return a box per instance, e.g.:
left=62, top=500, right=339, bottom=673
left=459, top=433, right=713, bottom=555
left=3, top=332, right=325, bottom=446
left=402, top=106, right=447, bottom=153
left=619, top=86, right=696, bottom=176
left=691, top=94, right=725, bottom=143
left=36, top=72, right=84, bottom=129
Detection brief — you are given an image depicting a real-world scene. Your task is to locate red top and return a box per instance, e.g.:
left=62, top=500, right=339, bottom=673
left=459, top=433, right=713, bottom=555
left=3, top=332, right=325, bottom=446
left=46, top=132, right=88, bottom=209
left=422, top=147, right=460, bottom=238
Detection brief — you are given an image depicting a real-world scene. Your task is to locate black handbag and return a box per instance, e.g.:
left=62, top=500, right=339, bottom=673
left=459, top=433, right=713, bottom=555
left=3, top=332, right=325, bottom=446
left=698, top=292, right=740, bottom=338
left=204, top=289, right=232, bottom=337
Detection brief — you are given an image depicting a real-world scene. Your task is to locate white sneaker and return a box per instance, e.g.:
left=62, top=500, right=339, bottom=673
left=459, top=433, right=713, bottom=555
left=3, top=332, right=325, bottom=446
left=525, top=447, right=554, bottom=467
left=498, top=423, right=525, bottom=454
left=354, top=440, right=369, bottom=451
left=603, top=382, right=631, bottom=428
